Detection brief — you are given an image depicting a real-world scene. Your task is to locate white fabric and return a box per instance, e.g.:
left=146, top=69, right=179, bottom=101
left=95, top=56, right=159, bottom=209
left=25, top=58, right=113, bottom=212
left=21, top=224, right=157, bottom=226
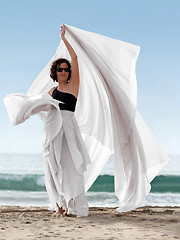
left=4, top=24, right=169, bottom=214
left=4, top=92, right=90, bottom=217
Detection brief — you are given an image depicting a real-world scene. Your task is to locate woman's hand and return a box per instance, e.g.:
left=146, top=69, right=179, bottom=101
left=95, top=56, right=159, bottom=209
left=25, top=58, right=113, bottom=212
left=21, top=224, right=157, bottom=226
left=60, top=24, right=65, bottom=38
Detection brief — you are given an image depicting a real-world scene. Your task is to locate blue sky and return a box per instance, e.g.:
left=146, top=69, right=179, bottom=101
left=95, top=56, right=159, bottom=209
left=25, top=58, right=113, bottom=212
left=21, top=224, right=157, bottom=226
left=0, top=0, right=179, bottom=154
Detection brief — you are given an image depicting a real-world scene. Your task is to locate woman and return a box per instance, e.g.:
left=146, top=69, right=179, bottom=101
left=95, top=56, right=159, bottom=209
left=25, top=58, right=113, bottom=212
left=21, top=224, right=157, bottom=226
left=4, top=24, right=169, bottom=215
left=46, top=24, right=89, bottom=217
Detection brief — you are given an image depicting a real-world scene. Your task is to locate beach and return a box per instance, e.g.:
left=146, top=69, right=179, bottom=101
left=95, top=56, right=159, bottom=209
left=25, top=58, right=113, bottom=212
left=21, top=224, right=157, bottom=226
left=0, top=154, right=180, bottom=239
left=0, top=206, right=179, bottom=240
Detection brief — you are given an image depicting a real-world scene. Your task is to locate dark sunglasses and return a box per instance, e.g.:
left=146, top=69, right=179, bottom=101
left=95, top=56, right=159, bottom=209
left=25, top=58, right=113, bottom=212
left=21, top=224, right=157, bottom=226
left=56, top=67, right=70, bottom=72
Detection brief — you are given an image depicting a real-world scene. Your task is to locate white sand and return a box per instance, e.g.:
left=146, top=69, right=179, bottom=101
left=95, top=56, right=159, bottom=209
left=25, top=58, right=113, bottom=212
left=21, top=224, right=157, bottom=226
left=0, top=206, right=180, bottom=239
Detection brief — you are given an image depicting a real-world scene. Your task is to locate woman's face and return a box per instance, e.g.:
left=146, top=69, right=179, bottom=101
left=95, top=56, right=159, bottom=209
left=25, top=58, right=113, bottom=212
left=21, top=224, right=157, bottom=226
left=57, top=62, right=69, bottom=82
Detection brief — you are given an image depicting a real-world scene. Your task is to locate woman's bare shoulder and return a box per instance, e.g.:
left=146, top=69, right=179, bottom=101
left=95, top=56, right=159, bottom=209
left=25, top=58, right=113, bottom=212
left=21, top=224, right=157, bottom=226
left=48, top=87, right=56, bottom=95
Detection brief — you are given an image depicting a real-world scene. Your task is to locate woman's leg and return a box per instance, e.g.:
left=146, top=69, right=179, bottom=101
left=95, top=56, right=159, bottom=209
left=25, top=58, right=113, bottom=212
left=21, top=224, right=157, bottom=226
left=55, top=202, right=63, bottom=214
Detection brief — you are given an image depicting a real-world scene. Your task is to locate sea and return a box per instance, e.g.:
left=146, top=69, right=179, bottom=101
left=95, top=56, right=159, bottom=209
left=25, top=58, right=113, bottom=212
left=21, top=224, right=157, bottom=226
left=0, top=153, right=180, bottom=208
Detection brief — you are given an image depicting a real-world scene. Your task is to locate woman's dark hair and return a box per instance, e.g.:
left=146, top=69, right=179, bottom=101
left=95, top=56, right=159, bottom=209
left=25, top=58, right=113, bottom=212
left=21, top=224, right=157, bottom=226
left=50, top=58, right=71, bottom=82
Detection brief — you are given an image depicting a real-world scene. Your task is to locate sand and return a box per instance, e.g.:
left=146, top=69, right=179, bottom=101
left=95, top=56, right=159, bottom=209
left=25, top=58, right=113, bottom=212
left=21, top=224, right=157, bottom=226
left=0, top=205, right=180, bottom=240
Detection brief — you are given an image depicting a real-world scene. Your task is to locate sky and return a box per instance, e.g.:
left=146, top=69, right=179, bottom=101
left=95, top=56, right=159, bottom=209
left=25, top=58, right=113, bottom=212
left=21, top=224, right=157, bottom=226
left=0, top=0, right=179, bottom=154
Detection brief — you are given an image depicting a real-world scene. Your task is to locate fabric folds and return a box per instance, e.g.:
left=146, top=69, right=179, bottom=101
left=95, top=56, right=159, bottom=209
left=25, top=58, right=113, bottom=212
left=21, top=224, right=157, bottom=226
left=4, top=24, right=170, bottom=213
left=4, top=93, right=90, bottom=216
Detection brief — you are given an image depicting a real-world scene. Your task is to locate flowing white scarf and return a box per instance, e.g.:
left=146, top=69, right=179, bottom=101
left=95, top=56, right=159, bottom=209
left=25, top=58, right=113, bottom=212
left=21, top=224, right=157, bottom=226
left=4, top=24, right=169, bottom=212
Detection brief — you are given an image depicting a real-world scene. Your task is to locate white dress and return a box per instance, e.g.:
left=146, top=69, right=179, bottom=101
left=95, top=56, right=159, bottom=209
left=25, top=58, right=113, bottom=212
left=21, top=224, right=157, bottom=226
left=4, top=92, right=91, bottom=217
left=43, top=110, right=90, bottom=216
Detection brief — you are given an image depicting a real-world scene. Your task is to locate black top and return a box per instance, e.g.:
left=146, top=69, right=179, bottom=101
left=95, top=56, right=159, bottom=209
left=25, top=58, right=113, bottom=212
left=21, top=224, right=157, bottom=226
left=51, top=87, right=77, bottom=112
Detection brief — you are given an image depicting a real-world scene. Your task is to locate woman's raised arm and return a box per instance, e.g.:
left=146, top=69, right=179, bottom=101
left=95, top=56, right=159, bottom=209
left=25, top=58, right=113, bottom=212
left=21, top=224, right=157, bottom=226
left=60, top=24, right=79, bottom=87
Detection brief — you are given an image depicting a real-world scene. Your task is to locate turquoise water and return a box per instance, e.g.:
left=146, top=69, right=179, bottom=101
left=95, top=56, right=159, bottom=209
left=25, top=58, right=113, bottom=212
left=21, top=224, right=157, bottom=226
left=0, top=173, right=180, bottom=193
left=0, top=153, right=179, bottom=207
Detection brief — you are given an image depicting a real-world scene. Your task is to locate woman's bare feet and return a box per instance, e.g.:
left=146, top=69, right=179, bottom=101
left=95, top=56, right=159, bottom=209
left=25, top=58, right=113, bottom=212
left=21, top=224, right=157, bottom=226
left=62, top=208, right=68, bottom=216
left=62, top=208, right=76, bottom=217
left=55, top=202, right=77, bottom=217
left=55, top=202, right=63, bottom=214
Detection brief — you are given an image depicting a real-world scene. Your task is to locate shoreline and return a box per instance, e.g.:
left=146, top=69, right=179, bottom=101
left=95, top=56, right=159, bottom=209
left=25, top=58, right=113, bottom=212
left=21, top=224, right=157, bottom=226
left=0, top=205, right=179, bottom=239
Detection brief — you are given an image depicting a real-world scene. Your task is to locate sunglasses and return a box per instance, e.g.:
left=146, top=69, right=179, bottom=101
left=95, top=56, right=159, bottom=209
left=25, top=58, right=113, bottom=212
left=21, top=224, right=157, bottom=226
left=56, top=67, right=70, bottom=72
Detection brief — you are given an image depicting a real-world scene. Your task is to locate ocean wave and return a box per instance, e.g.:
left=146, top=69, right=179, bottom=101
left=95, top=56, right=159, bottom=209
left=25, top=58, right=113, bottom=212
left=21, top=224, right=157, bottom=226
left=0, top=173, right=180, bottom=193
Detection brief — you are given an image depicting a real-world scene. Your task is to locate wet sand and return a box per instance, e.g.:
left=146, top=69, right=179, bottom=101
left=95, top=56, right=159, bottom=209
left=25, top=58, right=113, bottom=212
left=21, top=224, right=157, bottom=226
left=0, top=206, right=180, bottom=239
